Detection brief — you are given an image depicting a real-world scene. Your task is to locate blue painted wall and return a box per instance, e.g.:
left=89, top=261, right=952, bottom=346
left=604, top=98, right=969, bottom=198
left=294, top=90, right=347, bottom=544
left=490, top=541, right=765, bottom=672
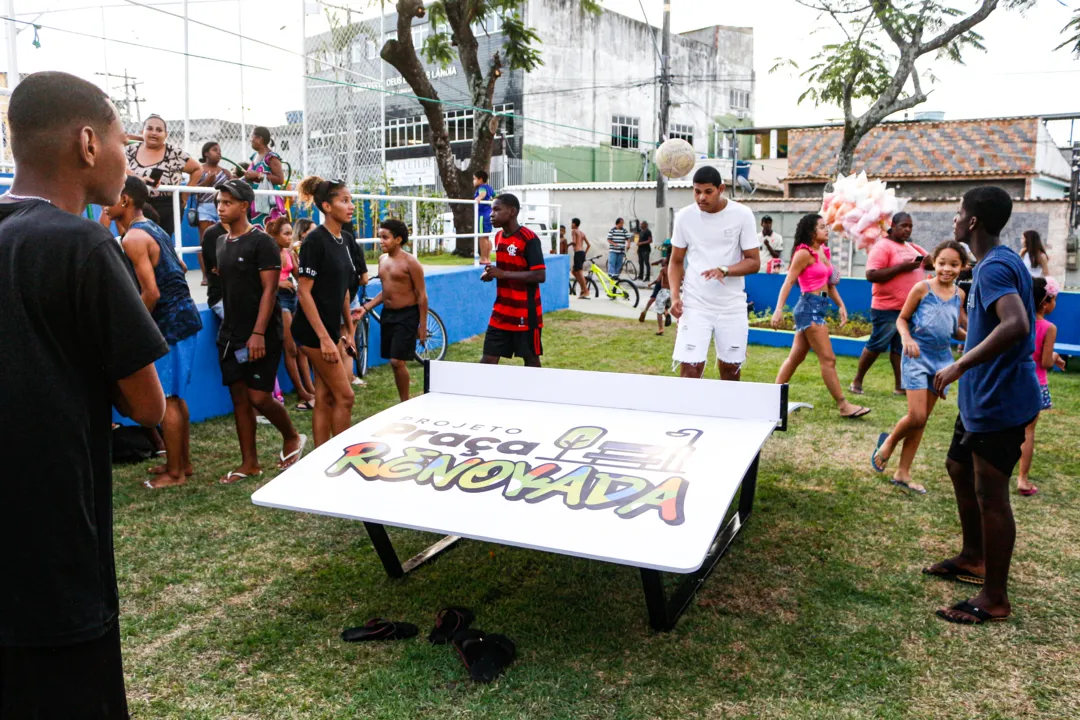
left=131, top=255, right=571, bottom=424
left=744, top=273, right=1080, bottom=356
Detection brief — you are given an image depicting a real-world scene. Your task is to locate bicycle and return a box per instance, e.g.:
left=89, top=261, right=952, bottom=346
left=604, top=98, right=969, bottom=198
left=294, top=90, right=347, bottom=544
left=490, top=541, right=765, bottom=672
left=353, top=302, right=448, bottom=379
left=568, top=255, right=639, bottom=308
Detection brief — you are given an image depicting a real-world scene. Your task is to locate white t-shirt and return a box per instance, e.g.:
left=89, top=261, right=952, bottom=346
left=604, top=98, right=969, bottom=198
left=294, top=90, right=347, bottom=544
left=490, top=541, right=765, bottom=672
left=758, top=232, right=783, bottom=256
left=671, top=200, right=758, bottom=314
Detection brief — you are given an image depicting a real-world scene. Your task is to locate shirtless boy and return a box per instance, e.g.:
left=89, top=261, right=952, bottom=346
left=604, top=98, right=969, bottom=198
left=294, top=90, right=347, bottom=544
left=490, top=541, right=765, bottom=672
left=571, top=217, right=591, bottom=298
left=357, top=219, right=428, bottom=402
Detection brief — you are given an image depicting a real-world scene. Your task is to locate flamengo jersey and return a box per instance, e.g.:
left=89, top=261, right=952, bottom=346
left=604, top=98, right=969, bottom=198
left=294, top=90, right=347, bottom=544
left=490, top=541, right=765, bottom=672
left=490, top=225, right=546, bottom=332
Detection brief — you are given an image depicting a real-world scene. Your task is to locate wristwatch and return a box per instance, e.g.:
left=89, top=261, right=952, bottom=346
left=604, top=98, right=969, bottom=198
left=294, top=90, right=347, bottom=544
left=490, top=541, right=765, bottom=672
left=719, top=266, right=730, bottom=277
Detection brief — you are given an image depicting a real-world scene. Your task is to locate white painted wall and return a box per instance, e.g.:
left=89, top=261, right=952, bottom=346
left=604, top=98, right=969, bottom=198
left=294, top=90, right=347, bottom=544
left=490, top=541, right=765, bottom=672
left=522, top=0, right=754, bottom=156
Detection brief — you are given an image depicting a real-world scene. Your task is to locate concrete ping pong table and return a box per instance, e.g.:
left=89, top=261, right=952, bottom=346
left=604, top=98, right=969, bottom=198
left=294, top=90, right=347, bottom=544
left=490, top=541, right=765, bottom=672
left=252, top=361, right=788, bottom=631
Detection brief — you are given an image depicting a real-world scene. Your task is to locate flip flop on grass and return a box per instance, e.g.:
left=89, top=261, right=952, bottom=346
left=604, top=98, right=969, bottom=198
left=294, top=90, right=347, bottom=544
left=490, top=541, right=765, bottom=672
left=890, top=478, right=927, bottom=494
left=921, top=559, right=984, bottom=585
left=871, top=432, right=889, bottom=473
left=451, top=629, right=516, bottom=683
left=936, top=600, right=1008, bottom=625
left=848, top=384, right=865, bottom=395
left=841, top=406, right=872, bottom=419
left=428, top=607, right=474, bottom=645
left=341, top=618, right=418, bottom=642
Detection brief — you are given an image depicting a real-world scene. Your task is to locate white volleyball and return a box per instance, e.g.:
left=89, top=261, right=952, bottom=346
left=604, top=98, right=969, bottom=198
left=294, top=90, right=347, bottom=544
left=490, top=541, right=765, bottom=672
left=655, top=138, right=697, bottom=179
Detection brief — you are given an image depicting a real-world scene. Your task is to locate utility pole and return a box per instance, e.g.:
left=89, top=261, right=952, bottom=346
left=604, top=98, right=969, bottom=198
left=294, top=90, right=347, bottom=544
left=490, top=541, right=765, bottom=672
left=655, top=1, right=671, bottom=232
left=95, top=70, right=145, bottom=124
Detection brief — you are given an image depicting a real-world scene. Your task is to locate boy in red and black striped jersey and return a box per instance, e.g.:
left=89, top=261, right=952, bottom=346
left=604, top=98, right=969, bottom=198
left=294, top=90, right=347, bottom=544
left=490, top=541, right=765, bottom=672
left=480, top=193, right=547, bottom=366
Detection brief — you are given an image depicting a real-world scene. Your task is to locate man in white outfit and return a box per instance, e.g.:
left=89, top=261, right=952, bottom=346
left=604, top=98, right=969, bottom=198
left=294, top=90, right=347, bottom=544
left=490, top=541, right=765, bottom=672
left=668, top=165, right=760, bottom=380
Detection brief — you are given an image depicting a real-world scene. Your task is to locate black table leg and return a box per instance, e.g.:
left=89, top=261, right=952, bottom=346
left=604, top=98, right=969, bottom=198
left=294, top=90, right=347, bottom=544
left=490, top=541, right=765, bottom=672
left=364, top=522, right=404, bottom=578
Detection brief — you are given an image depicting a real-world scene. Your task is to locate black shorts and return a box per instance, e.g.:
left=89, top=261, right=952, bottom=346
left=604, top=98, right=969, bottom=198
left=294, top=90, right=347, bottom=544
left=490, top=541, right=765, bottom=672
left=650, top=283, right=662, bottom=299
left=946, top=413, right=1033, bottom=477
left=381, top=305, right=420, bottom=362
left=573, top=251, right=586, bottom=272
left=483, top=326, right=543, bottom=360
left=219, top=339, right=282, bottom=393
left=0, top=622, right=128, bottom=719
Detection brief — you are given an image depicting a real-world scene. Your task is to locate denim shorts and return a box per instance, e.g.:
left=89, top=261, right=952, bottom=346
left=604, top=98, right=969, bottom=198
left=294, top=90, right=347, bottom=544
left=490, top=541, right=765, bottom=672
left=866, top=308, right=903, bottom=353
left=792, top=292, right=831, bottom=332
left=277, top=289, right=298, bottom=314
left=197, top=203, right=219, bottom=223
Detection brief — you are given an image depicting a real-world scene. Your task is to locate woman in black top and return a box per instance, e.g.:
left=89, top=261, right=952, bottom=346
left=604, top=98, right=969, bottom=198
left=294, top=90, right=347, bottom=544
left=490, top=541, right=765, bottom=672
left=294, top=176, right=358, bottom=446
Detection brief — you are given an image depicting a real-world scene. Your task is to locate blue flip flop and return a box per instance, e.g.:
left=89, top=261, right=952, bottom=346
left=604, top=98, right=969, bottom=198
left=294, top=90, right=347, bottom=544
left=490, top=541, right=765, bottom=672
left=871, top=432, right=889, bottom=473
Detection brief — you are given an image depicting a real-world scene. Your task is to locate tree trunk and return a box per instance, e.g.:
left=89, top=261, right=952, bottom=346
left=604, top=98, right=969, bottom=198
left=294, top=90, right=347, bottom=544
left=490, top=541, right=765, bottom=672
left=383, top=0, right=502, bottom=257
left=837, top=124, right=860, bottom=176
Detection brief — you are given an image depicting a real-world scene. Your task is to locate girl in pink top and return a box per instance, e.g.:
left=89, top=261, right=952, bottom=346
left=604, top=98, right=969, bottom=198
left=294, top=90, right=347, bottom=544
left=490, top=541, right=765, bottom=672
left=267, top=217, right=317, bottom=410
left=772, top=213, right=870, bottom=418
left=1017, top=277, right=1064, bottom=496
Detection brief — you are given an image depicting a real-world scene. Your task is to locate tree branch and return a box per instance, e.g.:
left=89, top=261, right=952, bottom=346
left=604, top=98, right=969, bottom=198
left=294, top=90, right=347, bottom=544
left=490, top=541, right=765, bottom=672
left=869, top=0, right=907, bottom=50
left=919, top=0, right=998, bottom=54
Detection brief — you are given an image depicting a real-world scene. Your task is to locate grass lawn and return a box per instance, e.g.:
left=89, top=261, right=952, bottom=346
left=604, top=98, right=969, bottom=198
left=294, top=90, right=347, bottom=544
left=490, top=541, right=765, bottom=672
left=114, top=311, right=1080, bottom=719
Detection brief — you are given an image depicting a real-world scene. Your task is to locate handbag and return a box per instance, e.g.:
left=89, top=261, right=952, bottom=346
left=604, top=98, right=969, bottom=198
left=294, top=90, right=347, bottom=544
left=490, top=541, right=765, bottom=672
left=185, top=194, right=199, bottom=227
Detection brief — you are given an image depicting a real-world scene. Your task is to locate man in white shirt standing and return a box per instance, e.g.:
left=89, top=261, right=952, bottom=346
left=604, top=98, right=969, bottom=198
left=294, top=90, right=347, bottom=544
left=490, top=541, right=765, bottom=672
left=758, top=215, right=784, bottom=274
left=669, top=166, right=761, bottom=381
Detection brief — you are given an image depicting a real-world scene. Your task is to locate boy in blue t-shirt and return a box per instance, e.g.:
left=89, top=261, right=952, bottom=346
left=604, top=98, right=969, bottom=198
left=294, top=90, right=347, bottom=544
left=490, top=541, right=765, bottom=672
left=927, top=186, right=1040, bottom=626
left=474, top=170, right=495, bottom=265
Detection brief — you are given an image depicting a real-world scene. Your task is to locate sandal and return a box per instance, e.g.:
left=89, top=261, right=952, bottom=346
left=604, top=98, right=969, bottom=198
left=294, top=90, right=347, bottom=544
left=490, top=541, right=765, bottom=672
left=936, top=600, right=1008, bottom=625
left=870, top=432, right=889, bottom=473
left=848, top=384, right=865, bottom=395
left=219, top=470, right=262, bottom=485
left=890, top=478, right=927, bottom=494
left=451, top=629, right=516, bottom=683
left=428, top=607, right=474, bottom=645
left=277, top=434, right=308, bottom=469
left=295, top=400, right=315, bottom=411
left=1018, top=485, right=1039, bottom=497
left=921, top=559, right=984, bottom=586
left=841, top=406, right=872, bottom=419
left=341, top=618, right=418, bottom=642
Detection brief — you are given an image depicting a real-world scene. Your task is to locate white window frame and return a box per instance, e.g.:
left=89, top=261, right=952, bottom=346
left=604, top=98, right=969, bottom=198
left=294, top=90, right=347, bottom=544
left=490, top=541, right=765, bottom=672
left=611, top=115, right=640, bottom=149
left=670, top=123, right=694, bottom=145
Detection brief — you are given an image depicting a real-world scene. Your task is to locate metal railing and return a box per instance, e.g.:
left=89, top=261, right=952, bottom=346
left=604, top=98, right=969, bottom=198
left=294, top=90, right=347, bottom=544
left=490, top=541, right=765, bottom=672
left=157, top=185, right=561, bottom=264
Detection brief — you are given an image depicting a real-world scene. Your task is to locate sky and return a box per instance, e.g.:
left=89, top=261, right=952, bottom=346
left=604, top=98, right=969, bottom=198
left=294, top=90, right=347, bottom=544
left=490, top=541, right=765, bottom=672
left=6, top=0, right=1080, bottom=145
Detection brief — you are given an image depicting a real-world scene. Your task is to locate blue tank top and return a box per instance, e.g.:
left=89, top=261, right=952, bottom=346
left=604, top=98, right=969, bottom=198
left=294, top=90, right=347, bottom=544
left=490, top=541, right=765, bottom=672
left=910, top=280, right=961, bottom=352
left=131, top=219, right=203, bottom=345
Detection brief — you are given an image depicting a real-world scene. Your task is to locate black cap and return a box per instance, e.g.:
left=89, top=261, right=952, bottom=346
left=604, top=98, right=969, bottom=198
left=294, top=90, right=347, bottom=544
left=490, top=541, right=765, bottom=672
left=762, top=215, right=773, bottom=223
left=218, top=178, right=255, bottom=204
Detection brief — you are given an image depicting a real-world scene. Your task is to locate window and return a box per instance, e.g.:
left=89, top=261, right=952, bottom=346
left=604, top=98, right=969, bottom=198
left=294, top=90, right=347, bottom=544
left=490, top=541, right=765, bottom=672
left=381, top=103, right=515, bottom=149
left=471, top=12, right=503, bottom=36
left=714, top=128, right=735, bottom=159
left=366, top=39, right=378, bottom=60
left=670, top=123, right=693, bottom=145
left=611, top=115, right=640, bottom=149
left=411, top=25, right=427, bottom=48
left=729, top=89, right=750, bottom=110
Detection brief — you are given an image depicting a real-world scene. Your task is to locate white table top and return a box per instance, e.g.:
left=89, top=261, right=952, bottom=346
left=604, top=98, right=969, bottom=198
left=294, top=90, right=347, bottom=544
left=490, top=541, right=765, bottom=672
left=252, top=391, right=775, bottom=573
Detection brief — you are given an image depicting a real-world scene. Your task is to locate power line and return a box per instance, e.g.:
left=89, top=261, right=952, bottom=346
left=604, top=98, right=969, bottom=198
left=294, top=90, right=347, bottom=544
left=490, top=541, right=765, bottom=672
left=119, top=0, right=381, bottom=84
left=0, top=15, right=272, bottom=71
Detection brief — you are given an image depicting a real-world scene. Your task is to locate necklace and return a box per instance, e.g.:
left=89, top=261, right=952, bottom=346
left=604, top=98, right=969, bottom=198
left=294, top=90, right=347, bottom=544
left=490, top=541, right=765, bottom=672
left=3, top=192, right=52, bottom=204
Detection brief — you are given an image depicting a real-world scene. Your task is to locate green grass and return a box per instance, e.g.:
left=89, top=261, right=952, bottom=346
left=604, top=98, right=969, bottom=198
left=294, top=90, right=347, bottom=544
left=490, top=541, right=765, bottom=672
left=114, top=311, right=1080, bottom=719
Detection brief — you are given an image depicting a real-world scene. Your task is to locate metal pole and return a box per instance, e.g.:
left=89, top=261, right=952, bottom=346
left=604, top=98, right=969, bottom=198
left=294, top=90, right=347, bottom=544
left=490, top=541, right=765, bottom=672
left=183, top=0, right=190, bottom=152
left=380, top=0, right=386, bottom=171
left=238, top=0, right=246, bottom=159
left=654, top=2, right=670, bottom=221
left=410, top=198, right=418, bottom=256
left=4, top=0, right=19, bottom=94
left=100, top=8, right=109, bottom=95
left=730, top=128, right=737, bottom=199
left=301, top=0, right=309, bottom=176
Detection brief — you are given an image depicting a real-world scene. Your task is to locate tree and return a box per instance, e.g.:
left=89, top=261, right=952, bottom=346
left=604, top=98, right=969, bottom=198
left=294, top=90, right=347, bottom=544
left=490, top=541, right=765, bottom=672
left=775, top=0, right=1034, bottom=176
left=380, top=0, right=599, bottom=254
left=1058, top=8, right=1080, bottom=57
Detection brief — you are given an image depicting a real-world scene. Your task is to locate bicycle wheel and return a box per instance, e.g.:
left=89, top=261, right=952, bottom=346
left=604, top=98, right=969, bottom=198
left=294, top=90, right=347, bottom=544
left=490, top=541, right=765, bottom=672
left=353, top=318, right=369, bottom=378
left=622, top=259, right=637, bottom=280
left=569, top=277, right=577, bottom=296
left=613, top=278, right=640, bottom=308
left=582, top=278, right=600, bottom=299
left=416, top=309, right=448, bottom=362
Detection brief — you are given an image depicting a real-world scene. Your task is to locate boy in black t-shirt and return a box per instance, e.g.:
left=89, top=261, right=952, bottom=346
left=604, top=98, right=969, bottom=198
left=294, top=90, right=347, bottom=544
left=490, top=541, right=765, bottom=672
left=357, top=219, right=428, bottom=402
left=0, top=71, right=169, bottom=719
left=215, top=179, right=306, bottom=483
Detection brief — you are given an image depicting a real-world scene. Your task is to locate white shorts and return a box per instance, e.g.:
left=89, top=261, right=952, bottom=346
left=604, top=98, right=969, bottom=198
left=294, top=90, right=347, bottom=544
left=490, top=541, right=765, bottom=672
left=673, top=308, right=749, bottom=366
left=654, top=288, right=671, bottom=312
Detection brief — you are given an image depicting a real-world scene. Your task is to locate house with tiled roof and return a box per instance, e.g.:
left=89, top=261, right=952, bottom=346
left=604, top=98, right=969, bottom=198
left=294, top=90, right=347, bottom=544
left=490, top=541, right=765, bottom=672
left=782, top=115, right=1073, bottom=200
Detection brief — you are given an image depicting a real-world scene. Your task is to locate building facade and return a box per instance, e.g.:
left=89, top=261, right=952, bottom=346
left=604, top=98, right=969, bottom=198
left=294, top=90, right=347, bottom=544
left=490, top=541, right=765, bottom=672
left=302, top=0, right=755, bottom=190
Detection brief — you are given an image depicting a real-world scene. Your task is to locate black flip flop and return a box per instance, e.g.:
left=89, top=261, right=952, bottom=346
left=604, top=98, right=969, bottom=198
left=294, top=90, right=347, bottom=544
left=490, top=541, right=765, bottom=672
left=842, top=406, right=872, bottom=419
left=341, top=618, right=418, bottom=642
left=451, top=629, right=516, bottom=683
left=428, top=606, right=474, bottom=645
left=922, top=559, right=984, bottom=586
left=936, top=600, right=1008, bottom=625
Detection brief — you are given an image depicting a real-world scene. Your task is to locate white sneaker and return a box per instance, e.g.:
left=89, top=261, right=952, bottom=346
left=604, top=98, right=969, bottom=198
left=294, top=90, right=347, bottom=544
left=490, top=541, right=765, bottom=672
left=352, top=377, right=366, bottom=387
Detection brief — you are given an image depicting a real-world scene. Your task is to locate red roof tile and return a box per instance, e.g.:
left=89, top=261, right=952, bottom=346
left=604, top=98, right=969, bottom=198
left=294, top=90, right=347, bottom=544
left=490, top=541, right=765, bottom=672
left=786, top=117, right=1039, bottom=182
